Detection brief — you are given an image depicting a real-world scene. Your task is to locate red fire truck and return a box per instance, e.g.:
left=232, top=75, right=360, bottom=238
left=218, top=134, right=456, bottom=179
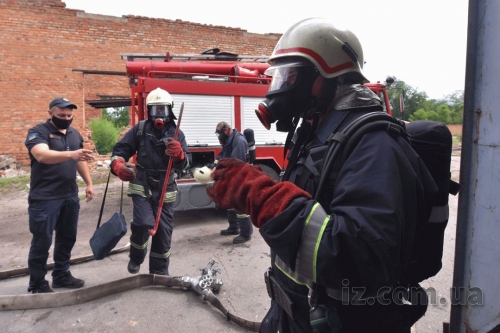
left=120, top=49, right=393, bottom=211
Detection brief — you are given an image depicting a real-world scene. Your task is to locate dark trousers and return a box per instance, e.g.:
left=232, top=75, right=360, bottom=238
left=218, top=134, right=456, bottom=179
left=260, top=266, right=413, bottom=333
left=130, top=193, right=174, bottom=275
left=27, top=196, right=80, bottom=291
left=227, top=209, right=253, bottom=237
left=259, top=301, right=412, bottom=333
left=259, top=294, right=413, bottom=333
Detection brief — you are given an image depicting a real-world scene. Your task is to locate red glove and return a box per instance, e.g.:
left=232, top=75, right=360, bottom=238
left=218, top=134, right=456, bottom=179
left=165, top=138, right=185, bottom=163
left=206, top=158, right=311, bottom=228
left=111, top=158, right=136, bottom=181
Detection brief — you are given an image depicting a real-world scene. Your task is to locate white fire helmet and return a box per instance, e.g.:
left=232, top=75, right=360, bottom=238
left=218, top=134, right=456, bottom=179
left=146, top=88, right=174, bottom=129
left=267, top=18, right=368, bottom=82
left=193, top=166, right=212, bottom=184
left=146, top=87, right=173, bottom=106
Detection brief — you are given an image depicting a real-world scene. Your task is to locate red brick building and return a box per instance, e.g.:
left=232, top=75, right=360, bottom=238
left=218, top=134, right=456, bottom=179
left=0, top=0, right=279, bottom=166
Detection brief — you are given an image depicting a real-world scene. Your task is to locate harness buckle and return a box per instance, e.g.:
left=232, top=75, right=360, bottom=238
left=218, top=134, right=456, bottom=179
left=147, top=176, right=160, bottom=189
left=264, top=267, right=273, bottom=299
left=308, top=283, right=320, bottom=310
left=263, top=267, right=295, bottom=319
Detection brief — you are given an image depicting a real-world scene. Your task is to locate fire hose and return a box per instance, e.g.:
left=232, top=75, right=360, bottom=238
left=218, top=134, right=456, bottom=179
left=0, top=243, right=130, bottom=281
left=0, top=258, right=261, bottom=331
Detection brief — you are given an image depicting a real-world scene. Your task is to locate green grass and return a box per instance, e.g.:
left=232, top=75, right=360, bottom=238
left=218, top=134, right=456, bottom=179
left=0, top=169, right=111, bottom=194
left=452, top=134, right=462, bottom=146
left=89, top=169, right=113, bottom=185
left=0, top=175, right=30, bottom=193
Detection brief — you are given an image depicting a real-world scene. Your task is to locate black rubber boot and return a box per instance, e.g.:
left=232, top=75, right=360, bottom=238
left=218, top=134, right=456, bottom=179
left=220, top=227, right=240, bottom=235
left=52, top=270, right=85, bottom=289
left=127, top=260, right=140, bottom=274
left=222, top=210, right=240, bottom=235
left=233, top=235, right=251, bottom=244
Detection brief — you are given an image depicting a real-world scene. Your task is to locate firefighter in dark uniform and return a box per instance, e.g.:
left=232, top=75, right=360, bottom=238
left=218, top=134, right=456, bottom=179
left=110, top=88, right=191, bottom=275
left=215, top=121, right=253, bottom=244
left=207, top=18, right=436, bottom=332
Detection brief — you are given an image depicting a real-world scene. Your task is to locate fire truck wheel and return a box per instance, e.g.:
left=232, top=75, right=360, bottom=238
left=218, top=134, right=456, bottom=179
left=254, top=164, right=279, bottom=181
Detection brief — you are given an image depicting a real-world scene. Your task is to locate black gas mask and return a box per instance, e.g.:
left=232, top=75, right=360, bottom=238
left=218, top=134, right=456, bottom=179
left=256, top=62, right=318, bottom=132
left=148, top=104, right=173, bottom=130
left=215, top=126, right=229, bottom=145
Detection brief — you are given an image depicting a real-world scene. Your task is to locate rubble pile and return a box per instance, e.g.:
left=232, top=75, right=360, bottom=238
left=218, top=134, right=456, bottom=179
left=0, top=155, right=26, bottom=178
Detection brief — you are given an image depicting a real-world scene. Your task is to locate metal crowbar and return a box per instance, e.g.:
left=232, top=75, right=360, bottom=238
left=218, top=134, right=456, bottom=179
left=149, top=102, right=184, bottom=236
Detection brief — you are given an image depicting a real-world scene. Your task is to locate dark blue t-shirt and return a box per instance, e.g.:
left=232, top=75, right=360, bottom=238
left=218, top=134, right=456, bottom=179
left=25, top=119, right=84, bottom=200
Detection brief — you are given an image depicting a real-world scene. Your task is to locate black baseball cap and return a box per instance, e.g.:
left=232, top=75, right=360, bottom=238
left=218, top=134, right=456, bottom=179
left=49, top=97, right=77, bottom=109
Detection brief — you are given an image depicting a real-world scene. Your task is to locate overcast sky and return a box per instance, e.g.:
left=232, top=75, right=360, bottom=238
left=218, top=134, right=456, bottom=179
left=63, top=0, right=469, bottom=100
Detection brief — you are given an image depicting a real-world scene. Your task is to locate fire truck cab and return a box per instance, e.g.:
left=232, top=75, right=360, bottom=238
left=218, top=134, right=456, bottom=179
left=121, top=50, right=393, bottom=211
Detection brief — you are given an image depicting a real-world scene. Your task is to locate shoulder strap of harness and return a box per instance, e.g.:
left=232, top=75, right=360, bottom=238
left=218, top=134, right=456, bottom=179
left=137, top=120, right=146, bottom=140
left=315, top=112, right=407, bottom=201
left=225, top=130, right=243, bottom=157
left=282, top=110, right=350, bottom=182
left=137, top=120, right=147, bottom=157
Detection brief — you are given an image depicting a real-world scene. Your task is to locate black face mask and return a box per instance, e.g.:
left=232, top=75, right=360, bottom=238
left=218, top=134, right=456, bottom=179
left=216, top=129, right=229, bottom=144
left=51, top=115, right=73, bottom=130
left=256, top=66, right=318, bottom=132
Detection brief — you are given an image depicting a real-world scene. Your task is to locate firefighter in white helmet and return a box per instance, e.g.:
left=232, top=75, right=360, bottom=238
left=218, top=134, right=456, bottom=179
left=207, top=18, right=436, bottom=332
left=110, top=87, right=191, bottom=275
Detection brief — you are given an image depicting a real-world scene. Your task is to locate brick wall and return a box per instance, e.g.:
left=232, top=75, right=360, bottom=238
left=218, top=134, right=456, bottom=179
left=0, top=0, right=279, bottom=166
left=446, top=124, right=463, bottom=136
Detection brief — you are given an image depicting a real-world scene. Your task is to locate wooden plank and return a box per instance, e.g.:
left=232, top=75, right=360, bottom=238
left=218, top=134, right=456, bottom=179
left=0, top=157, right=16, bottom=169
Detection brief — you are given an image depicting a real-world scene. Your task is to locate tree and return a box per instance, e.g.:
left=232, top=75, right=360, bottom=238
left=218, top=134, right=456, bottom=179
left=386, top=77, right=428, bottom=121
left=89, top=119, right=120, bottom=155
left=445, top=90, right=465, bottom=107
left=386, top=78, right=463, bottom=124
left=445, top=90, right=464, bottom=124
left=102, top=107, right=129, bottom=129
left=409, top=109, right=427, bottom=121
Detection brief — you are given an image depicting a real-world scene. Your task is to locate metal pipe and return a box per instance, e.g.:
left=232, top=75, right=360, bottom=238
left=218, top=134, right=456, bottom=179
left=126, top=62, right=269, bottom=77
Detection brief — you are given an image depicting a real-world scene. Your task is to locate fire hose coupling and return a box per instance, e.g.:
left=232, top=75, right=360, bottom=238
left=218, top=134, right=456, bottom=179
left=181, top=258, right=223, bottom=295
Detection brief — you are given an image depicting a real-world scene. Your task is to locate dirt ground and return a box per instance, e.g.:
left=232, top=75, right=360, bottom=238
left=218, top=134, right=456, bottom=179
left=0, top=169, right=127, bottom=272
left=0, top=170, right=272, bottom=333
left=0, top=150, right=462, bottom=332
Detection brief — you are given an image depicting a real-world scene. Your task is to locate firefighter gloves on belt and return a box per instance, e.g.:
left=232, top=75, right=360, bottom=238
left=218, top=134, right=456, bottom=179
left=111, top=158, right=136, bottom=182
left=206, top=158, right=312, bottom=228
left=165, top=138, right=185, bottom=162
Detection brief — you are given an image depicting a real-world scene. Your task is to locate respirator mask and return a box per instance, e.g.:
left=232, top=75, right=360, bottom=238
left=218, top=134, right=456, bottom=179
left=215, top=126, right=229, bottom=145
left=256, top=62, right=318, bottom=132
left=148, top=105, right=171, bottom=130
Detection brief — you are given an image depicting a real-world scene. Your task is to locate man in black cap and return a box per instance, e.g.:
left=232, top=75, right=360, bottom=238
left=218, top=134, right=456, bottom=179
left=24, top=97, right=95, bottom=293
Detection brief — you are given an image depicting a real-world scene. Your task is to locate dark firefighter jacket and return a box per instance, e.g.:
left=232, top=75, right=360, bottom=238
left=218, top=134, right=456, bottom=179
left=111, top=120, right=191, bottom=199
left=216, top=128, right=248, bottom=162
left=259, top=84, right=437, bottom=331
